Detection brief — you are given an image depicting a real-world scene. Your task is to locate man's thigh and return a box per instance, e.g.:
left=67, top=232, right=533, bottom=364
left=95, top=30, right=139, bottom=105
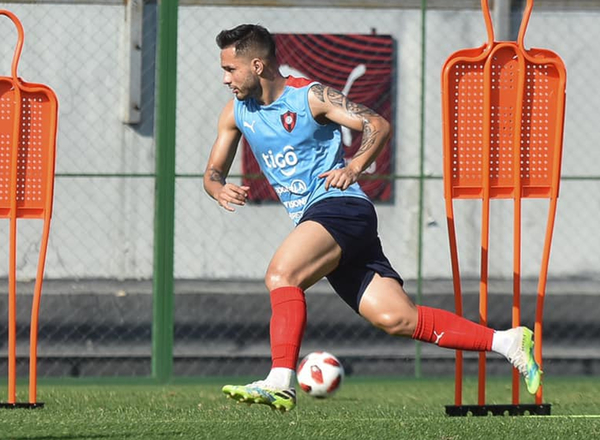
left=267, top=220, right=342, bottom=290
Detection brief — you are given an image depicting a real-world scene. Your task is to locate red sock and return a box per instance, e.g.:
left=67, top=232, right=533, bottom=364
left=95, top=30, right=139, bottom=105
left=412, top=305, right=493, bottom=351
left=270, top=286, right=307, bottom=370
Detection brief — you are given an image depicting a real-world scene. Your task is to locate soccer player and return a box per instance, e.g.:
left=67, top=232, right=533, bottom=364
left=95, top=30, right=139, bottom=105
left=204, top=24, right=542, bottom=412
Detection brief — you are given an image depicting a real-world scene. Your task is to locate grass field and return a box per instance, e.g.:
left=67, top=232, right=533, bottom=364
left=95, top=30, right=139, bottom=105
left=1, top=377, right=599, bottom=439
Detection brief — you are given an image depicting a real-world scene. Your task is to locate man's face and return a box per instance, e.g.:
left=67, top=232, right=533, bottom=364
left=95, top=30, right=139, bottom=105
left=220, top=46, right=259, bottom=101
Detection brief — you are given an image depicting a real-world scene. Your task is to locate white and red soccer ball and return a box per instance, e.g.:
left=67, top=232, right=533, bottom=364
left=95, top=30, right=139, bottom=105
left=297, top=351, right=344, bottom=398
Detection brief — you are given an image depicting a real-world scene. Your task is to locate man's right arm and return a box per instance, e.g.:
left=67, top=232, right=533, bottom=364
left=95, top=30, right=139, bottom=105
left=203, top=100, right=249, bottom=212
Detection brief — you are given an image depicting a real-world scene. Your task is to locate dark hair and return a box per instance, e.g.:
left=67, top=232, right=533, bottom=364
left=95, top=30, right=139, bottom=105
left=216, top=24, right=276, bottom=60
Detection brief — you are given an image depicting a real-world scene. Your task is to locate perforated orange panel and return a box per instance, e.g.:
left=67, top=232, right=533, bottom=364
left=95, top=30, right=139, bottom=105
left=447, top=61, right=486, bottom=198
left=0, top=81, right=13, bottom=207
left=0, top=82, right=56, bottom=218
left=444, top=45, right=566, bottom=200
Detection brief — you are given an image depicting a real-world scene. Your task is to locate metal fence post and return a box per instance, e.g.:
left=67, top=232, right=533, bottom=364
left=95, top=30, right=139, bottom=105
left=414, top=0, right=428, bottom=379
left=152, top=0, right=179, bottom=384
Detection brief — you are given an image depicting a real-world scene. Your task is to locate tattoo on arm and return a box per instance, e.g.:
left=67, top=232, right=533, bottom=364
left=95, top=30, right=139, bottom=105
left=324, top=87, right=382, bottom=157
left=326, top=87, right=345, bottom=107
left=311, top=84, right=325, bottom=103
left=208, top=167, right=226, bottom=185
left=354, top=121, right=379, bottom=159
left=326, top=87, right=380, bottom=118
left=345, top=100, right=379, bottom=117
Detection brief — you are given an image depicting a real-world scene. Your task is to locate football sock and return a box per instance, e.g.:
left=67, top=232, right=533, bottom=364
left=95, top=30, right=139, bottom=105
left=265, top=367, right=295, bottom=389
left=490, top=329, right=514, bottom=357
left=270, top=286, right=307, bottom=370
left=412, top=305, right=493, bottom=351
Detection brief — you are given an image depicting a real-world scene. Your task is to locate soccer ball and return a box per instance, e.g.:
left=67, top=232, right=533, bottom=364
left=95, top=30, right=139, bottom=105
left=297, top=351, right=344, bottom=398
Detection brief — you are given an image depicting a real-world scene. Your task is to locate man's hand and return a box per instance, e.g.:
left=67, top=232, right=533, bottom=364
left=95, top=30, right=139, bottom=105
left=319, top=167, right=360, bottom=191
left=215, top=184, right=250, bottom=211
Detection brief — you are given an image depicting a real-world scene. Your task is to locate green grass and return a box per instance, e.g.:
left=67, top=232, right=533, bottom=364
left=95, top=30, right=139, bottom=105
left=1, top=377, right=599, bottom=439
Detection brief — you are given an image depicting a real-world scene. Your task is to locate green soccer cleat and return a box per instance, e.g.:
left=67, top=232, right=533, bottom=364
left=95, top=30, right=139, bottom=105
left=222, top=381, right=297, bottom=412
left=506, top=326, right=543, bottom=394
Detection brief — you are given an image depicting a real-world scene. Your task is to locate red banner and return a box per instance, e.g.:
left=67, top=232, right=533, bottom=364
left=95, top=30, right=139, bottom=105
left=242, top=33, right=395, bottom=202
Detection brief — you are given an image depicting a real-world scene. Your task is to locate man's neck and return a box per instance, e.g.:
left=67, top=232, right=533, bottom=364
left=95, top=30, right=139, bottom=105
left=256, top=74, right=287, bottom=106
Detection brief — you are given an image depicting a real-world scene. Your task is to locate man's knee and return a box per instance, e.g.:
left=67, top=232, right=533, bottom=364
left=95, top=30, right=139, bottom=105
left=265, top=263, right=296, bottom=291
left=359, top=276, right=418, bottom=336
left=368, top=312, right=415, bottom=337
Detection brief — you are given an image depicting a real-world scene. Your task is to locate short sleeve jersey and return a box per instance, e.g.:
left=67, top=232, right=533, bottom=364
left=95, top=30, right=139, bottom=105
left=233, top=76, right=369, bottom=224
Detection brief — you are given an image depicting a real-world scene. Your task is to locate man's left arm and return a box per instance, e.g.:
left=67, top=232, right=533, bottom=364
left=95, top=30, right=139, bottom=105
left=308, top=84, right=391, bottom=191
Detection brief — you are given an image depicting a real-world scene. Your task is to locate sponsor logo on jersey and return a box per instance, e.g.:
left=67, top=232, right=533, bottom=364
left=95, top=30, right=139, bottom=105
left=283, top=195, right=308, bottom=209
left=243, top=120, right=256, bottom=133
left=289, top=179, right=307, bottom=194
left=261, top=145, right=298, bottom=177
left=274, top=179, right=307, bottom=196
left=289, top=211, right=303, bottom=222
left=281, top=111, right=297, bottom=133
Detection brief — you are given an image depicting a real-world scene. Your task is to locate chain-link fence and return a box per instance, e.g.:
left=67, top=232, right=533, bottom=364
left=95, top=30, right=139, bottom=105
left=0, top=0, right=599, bottom=382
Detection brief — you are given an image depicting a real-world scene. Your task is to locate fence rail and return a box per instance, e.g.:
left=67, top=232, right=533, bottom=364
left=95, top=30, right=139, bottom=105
left=0, top=0, right=599, bottom=10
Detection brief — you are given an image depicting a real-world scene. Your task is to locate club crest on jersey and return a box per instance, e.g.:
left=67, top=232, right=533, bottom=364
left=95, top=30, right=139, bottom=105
left=281, top=111, right=297, bottom=133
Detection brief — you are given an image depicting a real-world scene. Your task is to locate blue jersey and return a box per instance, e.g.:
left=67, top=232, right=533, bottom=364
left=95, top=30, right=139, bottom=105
left=233, top=76, right=369, bottom=224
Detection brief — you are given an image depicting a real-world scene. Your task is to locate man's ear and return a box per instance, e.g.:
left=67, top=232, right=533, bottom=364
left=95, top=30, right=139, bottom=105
left=252, top=58, right=264, bottom=75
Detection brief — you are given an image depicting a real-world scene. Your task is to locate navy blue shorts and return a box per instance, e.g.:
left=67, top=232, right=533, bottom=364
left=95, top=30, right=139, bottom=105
left=299, top=196, right=403, bottom=313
